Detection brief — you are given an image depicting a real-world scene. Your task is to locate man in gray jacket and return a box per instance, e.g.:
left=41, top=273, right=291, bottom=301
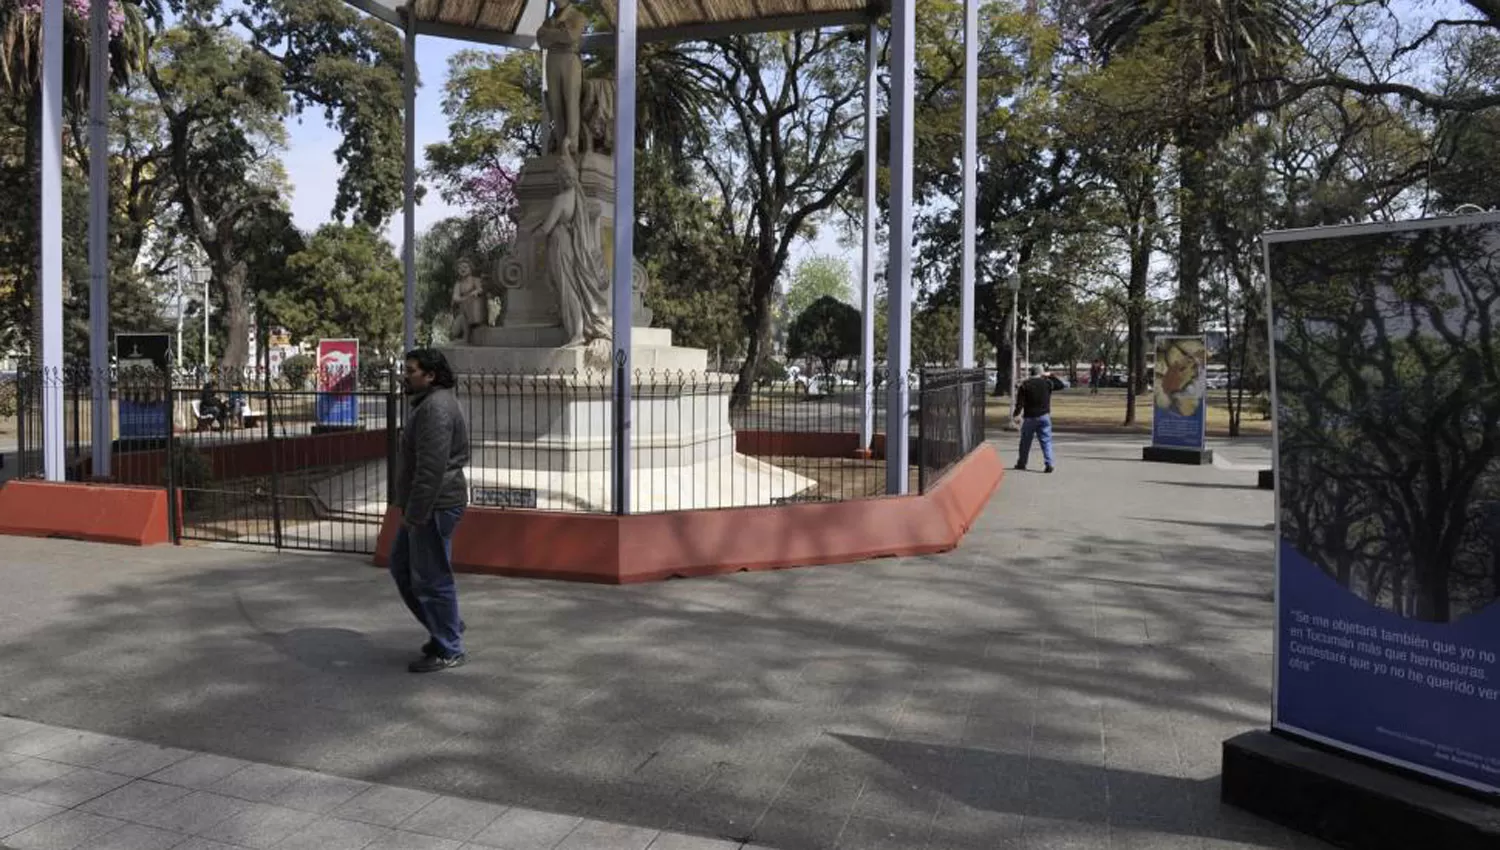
left=391, top=348, right=471, bottom=673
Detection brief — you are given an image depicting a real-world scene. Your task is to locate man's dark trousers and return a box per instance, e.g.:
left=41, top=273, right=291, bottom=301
left=389, top=506, right=466, bottom=658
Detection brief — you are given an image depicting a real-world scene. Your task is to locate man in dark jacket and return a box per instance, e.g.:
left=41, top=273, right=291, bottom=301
left=391, top=348, right=471, bottom=673
left=1012, top=364, right=1055, bottom=473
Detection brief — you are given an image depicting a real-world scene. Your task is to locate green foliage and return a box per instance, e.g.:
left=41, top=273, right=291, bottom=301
left=784, top=255, right=852, bottom=321
left=278, top=352, right=314, bottom=389
left=264, top=223, right=403, bottom=358
left=788, top=295, right=861, bottom=377
left=165, top=441, right=211, bottom=507
left=756, top=357, right=788, bottom=386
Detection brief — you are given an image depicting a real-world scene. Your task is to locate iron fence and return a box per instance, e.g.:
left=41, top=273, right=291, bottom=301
left=915, top=368, right=989, bottom=491
left=7, top=364, right=990, bottom=555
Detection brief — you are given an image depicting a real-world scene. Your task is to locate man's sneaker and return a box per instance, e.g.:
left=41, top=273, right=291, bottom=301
left=409, top=653, right=466, bottom=674
left=1013, top=463, right=1027, bottom=471
left=1044, top=465, right=1055, bottom=474
left=420, top=621, right=466, bottom=657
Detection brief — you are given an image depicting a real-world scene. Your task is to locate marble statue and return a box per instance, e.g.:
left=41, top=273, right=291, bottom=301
left=537, top=0, right=587, bottom=157
left=450, top=258, right=489, bottom=342
left=536, top=154, right=610, bottom=347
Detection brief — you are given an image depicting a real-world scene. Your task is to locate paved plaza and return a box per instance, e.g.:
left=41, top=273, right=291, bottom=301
left=0, top=434, right=1330, bottom=849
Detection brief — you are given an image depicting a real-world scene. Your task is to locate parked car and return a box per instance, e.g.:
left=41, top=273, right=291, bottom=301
left=795, top=373, right=857, bottom=396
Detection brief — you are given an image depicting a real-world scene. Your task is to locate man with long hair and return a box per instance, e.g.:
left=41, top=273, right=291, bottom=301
left=391, top=348, right=471, bottom=672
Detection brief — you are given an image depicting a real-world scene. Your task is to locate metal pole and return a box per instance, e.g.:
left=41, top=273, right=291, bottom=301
left=1010, top=282, right=1019, bottom=390
left=40, top=0, right=65, bottom=481
left=611, top=0, right=638, bottom=515
left=884, top=0, right=914, bottom=496
left=202, top=274, right=209, bottom=371
left=89, top=0, right=111, bottom=478
left=402, top=12, right=417, bottom=353
left=959, top=0, right=977, bottom=370
left=1024, top=301, right=1031, bottom=368
left=859, top=24, right=877, bottom=455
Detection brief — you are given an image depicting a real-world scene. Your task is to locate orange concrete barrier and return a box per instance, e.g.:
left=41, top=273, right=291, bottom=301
left=373, top=444, right=1003, bottom=584
left=0, top=480, right=174, bottom=546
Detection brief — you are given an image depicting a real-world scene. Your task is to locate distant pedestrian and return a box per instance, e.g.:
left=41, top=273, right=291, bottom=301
left=391, top=348, right=471, bottom=673
left=1012, top=364, right=1055, bottom=473
left=1089, top=359, right=1103, bottom=395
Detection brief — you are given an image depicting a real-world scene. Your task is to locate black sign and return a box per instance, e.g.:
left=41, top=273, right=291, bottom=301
left=471, top=487, right=538, bottom=509
left=115, top=333, right=172, bottom=372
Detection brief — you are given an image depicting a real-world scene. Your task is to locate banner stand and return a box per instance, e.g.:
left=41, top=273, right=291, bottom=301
left=1142, top=445, right=1214, bottom=465
left=1222, top=730, right=1500, bottom=850
left=1142, top=334, right=1213, bottom=465
left=1222, top=213, right=1500, bottom=848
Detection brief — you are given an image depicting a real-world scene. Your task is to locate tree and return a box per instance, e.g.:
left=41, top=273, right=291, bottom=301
left=784, top=254, right=852, bottom=320
left=148, top=22, right=289, bottom=372
left=1, top=0, right=150, bottom=359
left=1088, top=0, right=1304, bottom=334
left=787, top=295, right=860, bottom=377
left=682, top=33, right=866, bottom=408
left=265, top=223, right=403, bottom=356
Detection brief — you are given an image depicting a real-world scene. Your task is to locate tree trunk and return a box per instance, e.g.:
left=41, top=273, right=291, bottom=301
left=26, top=91, right=42, bottom=368
left=730, top=259, right=778, bottom=410
left=218, top=261, right=252, bottom=373
left=1123, top=216, right=1151, bottom=426
left=1174, top=126, right=1209, bottom=335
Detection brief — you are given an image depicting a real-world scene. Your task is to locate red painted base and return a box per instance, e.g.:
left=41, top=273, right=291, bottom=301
left=0, top=480, right=174, bottom=546
left=373, top=444, right=1004, bottom=584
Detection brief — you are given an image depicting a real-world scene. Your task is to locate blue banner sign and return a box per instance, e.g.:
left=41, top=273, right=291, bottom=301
left=1267, top=214, right=1500, bottom=794
left=1150, top=335, right=1208, bottom=450
left=115, top=333, right=171, bottom=440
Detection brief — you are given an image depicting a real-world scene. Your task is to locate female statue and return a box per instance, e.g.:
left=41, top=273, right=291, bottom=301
left=537, top=0, right=586, bottom=157
left=450, top=258, right=489, bottom=342
left=536, top=156, right=610, bottom=347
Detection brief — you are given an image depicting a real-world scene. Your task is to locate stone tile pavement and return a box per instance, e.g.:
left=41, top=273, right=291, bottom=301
left=0, top=433, right=1326, bottom=849
left=0, top=718, right=734, bottom=849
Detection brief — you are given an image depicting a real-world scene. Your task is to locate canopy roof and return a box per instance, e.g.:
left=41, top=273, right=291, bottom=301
left=346, top=0, right=883, bottom=50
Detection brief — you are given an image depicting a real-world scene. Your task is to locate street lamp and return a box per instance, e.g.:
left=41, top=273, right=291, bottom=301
left=1004, top=271, right=1021, bottom=395
left=193, top=264, right=211, bottom=372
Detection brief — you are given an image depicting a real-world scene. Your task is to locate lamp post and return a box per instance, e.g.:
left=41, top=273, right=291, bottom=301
left=194, top=264, right=211, bottom=372
left=1004, top=272, right=1020, bottom=395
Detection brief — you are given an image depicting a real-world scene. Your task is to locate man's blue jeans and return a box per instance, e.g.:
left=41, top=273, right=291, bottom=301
left=389, top=506, right=466, bottom=658
left=1018, top=414, right=1055, bottom=468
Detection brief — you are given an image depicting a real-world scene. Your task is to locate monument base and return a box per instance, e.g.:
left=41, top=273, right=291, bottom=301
left=1221, top=730, right=1500, bottom=850
left=443, top=328, right=705, bottom=375
left=1258, top=468, right=1274, bottom=489
left=1142, top=445, right=1214, bottom=465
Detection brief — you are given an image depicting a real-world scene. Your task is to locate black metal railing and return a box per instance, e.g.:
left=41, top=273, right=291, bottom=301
left=916, top=368, right=989, bottom=492
left=8, top=363, right=991, bottom=554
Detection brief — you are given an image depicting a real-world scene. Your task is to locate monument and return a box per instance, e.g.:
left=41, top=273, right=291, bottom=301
left=317, top=4, right=811, bottom=516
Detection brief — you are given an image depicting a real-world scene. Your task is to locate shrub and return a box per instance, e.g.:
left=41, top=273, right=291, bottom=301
left=0, top=377, right=16, bottom=419
left=756, top=357, right=788, bottom=386
left=164, top=441, right=212, bottom=508
left=279, top=353, right=315, bottom=389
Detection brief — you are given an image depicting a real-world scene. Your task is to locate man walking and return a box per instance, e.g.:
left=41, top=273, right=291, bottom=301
left=1013, top=364, right=1055, bottom=473
left=391, top=348, right=470, bottom=673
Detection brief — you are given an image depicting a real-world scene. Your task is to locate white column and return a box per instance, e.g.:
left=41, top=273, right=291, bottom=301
left=885, top=0, right=915, bottom=495
left=89, top=0, right=110, bottom=477
left=401, top=13, right=417, bottom=353
left=959, top=0, right=977, bottom=369
left=611, top=0, right=638, bottom=515
left=859, top=25, right=877, bottom=455
left=41, top=0, right=65, bottom=481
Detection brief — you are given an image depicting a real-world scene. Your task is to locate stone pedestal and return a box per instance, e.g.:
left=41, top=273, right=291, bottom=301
left=493, top=152, right=653, bottom=332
